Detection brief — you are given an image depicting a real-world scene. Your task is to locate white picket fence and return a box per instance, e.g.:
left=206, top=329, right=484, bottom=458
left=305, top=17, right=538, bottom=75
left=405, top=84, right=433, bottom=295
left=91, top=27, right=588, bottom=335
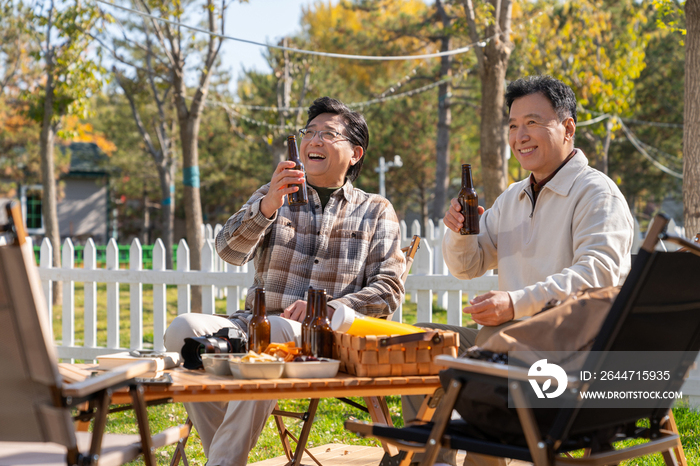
left=30, top=218, right=700, bottom=406
left=31, top=219, right=498, bottom=360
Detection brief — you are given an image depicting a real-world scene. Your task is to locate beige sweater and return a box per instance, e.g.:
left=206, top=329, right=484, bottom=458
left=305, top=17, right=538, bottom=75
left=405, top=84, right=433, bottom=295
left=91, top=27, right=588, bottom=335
left=443, top=149, right=634, bottom=319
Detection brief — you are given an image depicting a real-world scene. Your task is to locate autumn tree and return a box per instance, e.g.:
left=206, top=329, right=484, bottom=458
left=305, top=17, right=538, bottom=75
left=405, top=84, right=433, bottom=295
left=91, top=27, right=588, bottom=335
left=105, top=0, right=227, bottom=310
left=103, top=4, right=181, bottom=268
left=461, top=0, right=513, bottom=207
left=25, top=0, right=104, bottom=303
left=0, top=0, right=41, bottom=197
left=610, top=5, right=684, bottom=220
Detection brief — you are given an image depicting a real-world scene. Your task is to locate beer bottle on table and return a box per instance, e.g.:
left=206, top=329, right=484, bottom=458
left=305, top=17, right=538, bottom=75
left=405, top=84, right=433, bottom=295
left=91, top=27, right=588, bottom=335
left=458, top=163, right=479, bottom=235
left=309, top=289, right=333, bottom=359
left=301, top=287, right=318, bottom=356
left=249, top=288, right=271, bottom=354
left=287, top=135, right=308, bottom=206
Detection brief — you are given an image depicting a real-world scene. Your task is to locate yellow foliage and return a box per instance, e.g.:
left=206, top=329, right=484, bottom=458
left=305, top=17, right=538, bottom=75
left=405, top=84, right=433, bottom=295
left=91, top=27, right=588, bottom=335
left=61, top=115, right=117, bottom=155
left=513, top=0, right=648, bottom=119
left=301, top=0, right=428, bottom=89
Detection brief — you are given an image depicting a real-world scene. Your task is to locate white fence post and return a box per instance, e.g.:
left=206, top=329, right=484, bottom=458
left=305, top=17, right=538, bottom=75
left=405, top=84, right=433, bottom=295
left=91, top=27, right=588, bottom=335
left=106, top=239, right=120, bottom=349
left=152, top=239, right=167, bottom=352
left=414, top=240, right=433, bottom=323
left=40, top=238, right=53, bottom=335
left=214, top=224, right=225, bottom=299
left=632, top=217, right=642, bottom=254
left=201, top=240, right=216, bottom=315
left=84, top=239, right=97, bottom=348
left=400, top=220, right=408, bottom=246
left=130, top=239, right=143, bottom=350
left=430, top=219, right=448, bottom=310
left=177, top=239, right=191, bottom=315
left=226, top=261, right=241, bottom=315
left=410, top=219, right=422, bottom=304
left=62, top=238, right=75, bottom=357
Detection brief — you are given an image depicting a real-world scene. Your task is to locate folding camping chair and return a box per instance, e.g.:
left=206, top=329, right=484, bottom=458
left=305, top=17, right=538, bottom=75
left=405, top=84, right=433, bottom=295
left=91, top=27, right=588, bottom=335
left=346, top=214, right=700, bottom=466
left=0, top=203, right=190, bottom=466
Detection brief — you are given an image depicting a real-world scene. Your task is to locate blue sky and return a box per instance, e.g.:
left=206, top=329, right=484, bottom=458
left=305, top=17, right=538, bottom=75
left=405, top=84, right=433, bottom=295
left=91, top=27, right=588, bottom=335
left=221, top=0, right=318, bottom=87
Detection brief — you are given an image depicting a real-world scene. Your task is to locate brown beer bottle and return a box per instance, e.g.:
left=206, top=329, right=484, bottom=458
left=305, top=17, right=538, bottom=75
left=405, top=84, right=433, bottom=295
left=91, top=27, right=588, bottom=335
left=249, top=288, right=271, bottom=354
left=458, top=164, right=479, bottom=235
left=309, top=289, right=333, bottom=358
left=287, top=135, right=308, bottom=206
left=301, top=287, right=318, bottom=356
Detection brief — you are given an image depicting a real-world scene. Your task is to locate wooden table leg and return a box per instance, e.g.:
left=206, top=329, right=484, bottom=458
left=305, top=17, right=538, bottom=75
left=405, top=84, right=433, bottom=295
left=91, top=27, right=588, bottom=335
left=662, top=411, right=687, bottom=466
left=288, top=398, right=321, bottom=466
left=364, top=396, right=399, bottom=456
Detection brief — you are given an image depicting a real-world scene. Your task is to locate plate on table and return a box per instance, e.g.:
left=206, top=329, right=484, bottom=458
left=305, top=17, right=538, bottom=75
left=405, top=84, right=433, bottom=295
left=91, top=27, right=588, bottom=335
left=284, top=358, right=340, bottom=379
left=229, top=358, right=285, bottom=379
left=202, top=353, right=246, bottom=376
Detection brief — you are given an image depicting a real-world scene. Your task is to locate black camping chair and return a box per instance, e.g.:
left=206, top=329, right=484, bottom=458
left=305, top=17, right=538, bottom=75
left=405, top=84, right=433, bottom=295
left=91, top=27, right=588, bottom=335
left=346, top=213, right=700, bottom=466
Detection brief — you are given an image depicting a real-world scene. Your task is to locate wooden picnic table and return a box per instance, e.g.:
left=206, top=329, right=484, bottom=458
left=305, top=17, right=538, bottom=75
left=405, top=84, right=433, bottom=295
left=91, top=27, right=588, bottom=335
left=58, top=363, right=443, bottom=466
left=59, top=364, right=441, bottom=403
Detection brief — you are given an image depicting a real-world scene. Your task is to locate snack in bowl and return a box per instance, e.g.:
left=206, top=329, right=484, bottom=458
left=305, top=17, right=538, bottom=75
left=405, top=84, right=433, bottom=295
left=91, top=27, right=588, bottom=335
left=284, top=357, right=340, bottom=379
left=229, top=351, right=285, bottom=379
left=263, top=341, right=301, bottom=362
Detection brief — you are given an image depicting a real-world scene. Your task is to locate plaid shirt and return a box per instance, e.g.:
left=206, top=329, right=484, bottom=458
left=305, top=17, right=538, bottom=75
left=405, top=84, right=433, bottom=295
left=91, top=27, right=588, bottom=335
left=215, top=180, right=405, bottom=317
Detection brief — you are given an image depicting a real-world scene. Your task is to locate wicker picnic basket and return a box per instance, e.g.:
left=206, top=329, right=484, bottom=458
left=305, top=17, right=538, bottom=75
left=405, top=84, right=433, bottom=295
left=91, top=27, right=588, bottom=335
left=332, top=330, right=459, bottom=377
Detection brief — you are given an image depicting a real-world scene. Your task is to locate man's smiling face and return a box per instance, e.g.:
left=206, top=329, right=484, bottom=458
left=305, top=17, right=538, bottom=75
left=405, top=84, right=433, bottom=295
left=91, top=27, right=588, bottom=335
left=300, top=113, right=363, bottom=188
left=508, top=92, right=575, bottom=182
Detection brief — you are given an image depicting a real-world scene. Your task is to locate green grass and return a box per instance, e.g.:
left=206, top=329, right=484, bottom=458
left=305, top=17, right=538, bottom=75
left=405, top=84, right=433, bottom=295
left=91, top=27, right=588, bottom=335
left=52, top=288, right=700, bottom=465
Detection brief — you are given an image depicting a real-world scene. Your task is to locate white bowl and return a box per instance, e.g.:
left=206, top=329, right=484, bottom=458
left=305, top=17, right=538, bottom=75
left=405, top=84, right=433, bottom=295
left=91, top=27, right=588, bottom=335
left=201, top=353, right=236, bottom=376
left=284, top=359, right=340, bottom=379
left=229, top=359, right=285, bottom=379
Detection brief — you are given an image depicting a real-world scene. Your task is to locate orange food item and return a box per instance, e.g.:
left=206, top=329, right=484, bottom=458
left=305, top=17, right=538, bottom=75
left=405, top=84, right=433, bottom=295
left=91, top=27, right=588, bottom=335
left=263, top=341, right=301, bottom=362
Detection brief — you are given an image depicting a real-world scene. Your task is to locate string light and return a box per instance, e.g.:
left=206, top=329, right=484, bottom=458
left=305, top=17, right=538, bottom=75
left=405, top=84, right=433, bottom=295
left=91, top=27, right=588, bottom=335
left=567, top=113, right=683, bottom=178
left=95, top=0, right=498, bottom=62
left=214, top=70, right=466, bottom=116
left=618, top=118, right=683, bottom=179
left=379, top=63, right=424, bottom=99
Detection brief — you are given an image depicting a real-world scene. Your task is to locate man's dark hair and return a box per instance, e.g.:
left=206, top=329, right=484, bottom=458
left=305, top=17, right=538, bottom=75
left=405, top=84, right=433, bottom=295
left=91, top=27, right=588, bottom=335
left=505, top=76, right=578, bottom=124
left=306, top=97, right=369, bottom=182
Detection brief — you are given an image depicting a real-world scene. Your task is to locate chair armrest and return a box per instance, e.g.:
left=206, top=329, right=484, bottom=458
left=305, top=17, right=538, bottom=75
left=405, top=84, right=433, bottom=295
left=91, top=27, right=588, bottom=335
left=434, top=355, right=576, bottom=387
left=434, top=355, right=515, bottom=378
left=62, top=360, right=157, bottom=399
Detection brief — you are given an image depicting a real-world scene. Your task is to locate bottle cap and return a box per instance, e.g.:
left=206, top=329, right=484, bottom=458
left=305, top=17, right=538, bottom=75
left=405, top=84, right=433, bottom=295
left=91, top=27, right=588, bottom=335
left=330, top=303, right=356, bottom=333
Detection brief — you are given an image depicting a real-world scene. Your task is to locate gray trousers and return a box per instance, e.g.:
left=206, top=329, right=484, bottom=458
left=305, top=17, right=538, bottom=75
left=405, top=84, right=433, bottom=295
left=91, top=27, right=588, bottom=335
left=402, top=322, right=515, bottom=466
left=164, top=313, right=301, bottom=466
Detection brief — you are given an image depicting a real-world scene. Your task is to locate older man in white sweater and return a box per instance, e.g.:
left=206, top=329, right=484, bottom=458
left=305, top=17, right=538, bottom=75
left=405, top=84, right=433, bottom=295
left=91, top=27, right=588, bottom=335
left=404, top=76, right=634, bottom=466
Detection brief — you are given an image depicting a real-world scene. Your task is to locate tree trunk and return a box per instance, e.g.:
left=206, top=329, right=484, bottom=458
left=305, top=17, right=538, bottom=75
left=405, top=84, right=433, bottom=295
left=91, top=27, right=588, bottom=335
left=685, top=0, right=700, bottom=236
left=463, top=0, right=513, bottom=207
left=598, top=119, right=612, bottom=175
left=40, top=62, right=62, bottom=304
left=479, top=63, right=508, bottom=207
left=269, top=137, right=287, bottom=169
left=158, top=165, right=175, bottom=269
left=431, top=36, right=452, bottom=223
left=141, top=184, right=150, bottom=245
left=181, top=118, right=204, bottom=312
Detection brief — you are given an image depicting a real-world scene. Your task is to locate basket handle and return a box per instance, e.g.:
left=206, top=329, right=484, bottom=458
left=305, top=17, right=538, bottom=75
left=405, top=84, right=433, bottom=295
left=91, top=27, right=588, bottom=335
left=379, top=331, right=442, bottom=348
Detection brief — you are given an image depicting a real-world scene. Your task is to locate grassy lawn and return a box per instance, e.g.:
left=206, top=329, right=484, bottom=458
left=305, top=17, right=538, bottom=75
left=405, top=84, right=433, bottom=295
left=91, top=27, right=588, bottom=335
left=52, top=286, right=700, bottom=465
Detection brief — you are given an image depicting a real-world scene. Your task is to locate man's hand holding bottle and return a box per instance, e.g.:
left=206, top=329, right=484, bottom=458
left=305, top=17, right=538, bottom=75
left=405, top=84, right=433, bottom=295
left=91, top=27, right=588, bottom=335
left=260, top=161, right=306, bottom=218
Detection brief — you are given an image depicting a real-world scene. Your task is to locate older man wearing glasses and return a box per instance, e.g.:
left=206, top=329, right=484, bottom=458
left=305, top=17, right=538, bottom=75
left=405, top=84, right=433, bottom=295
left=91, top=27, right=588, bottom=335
left=164, top=96, right=406, bottom=466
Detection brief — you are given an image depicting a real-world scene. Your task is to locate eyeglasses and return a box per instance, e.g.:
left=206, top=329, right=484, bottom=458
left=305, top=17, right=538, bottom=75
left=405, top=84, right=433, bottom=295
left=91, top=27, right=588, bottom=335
left=299, top=128, right=351, bottom=143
